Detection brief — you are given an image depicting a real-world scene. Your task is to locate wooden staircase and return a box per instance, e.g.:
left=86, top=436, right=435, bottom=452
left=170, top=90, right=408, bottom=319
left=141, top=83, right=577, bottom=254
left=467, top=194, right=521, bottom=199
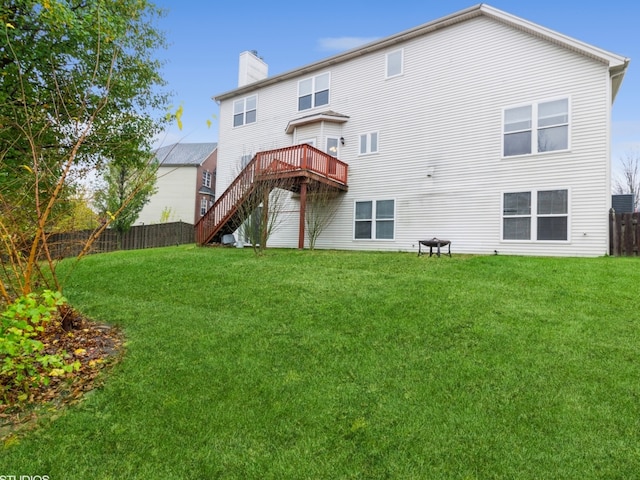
left=195, top=144, right=348, bottom=245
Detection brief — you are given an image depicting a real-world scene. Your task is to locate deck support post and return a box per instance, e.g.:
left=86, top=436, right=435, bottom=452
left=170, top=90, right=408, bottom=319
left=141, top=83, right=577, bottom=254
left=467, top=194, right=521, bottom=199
left=298, top=181, right=308, bottom=249
left=261, top=188, right=269, bottom=249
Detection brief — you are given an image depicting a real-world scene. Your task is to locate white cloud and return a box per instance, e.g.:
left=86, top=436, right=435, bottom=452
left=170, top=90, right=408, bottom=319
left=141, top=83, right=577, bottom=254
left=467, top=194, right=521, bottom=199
left=317, top=36, right=379, bottom=52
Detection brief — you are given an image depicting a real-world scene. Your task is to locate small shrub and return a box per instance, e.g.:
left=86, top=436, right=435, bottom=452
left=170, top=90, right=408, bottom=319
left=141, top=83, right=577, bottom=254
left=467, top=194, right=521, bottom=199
left=0, top=290, right=80, bottom=402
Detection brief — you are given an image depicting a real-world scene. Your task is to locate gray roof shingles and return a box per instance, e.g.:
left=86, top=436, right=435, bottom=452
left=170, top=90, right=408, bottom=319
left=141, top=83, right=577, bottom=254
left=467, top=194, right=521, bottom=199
left=154, top=143, right=217, bottom=166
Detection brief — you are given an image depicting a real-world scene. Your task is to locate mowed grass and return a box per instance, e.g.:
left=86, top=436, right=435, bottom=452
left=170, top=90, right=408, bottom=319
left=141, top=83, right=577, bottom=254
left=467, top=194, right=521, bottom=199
left=3, top=246, right=640, bottom=479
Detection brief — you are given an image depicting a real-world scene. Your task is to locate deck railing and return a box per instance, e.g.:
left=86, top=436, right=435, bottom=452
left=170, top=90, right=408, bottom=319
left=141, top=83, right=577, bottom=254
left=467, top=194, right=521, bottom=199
left=195, top=144, right=347, bottom=245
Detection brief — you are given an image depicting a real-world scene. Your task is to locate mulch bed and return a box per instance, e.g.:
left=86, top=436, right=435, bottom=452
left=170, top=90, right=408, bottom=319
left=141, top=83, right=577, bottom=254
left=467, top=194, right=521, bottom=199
left=0, top=306, right=125, bottom=440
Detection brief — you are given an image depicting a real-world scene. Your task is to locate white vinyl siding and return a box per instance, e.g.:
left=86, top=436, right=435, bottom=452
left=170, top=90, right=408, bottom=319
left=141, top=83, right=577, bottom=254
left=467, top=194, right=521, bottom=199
left=136, top=166, right=198, bottom=225
left=215, top=15, right=615, bottom=257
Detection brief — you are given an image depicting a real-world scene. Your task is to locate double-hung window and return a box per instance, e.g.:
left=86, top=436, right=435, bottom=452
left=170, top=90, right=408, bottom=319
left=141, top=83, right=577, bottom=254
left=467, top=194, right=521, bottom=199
left=359, top=132, right=378, bottom=155
left=200, top=197, right=208, bottom=216
left=503, top=98, right=569, bottom=156
left=233, top=95, right=257, bottom=127
left=354, top=200, right=395, bottom=240
left=298, top=72, right=330, bottom=111
left=202, top=170, right=212, bottom=188
left=503, top=189, right=568, bottom=241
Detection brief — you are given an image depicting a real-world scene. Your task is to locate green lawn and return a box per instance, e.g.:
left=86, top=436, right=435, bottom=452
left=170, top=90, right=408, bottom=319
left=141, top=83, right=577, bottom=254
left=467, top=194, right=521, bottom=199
left=3, top=246, right=639, bottom=479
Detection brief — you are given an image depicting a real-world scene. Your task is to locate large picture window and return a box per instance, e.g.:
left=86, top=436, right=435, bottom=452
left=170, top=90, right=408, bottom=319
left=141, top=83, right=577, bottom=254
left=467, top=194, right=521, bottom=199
left=233, top=95, right=257, bottom=127
left=503, top=189, right=568, bottom=241
left=354, top=200, right=395, bottom=240
left=298, top=72, right=330, bottom=111
left=503, top=98, right=569, bottom=156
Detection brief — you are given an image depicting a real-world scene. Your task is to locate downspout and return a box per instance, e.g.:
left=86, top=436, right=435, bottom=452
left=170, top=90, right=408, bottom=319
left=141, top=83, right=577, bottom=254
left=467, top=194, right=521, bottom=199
left=606, top=65, right=628, bottom=255
left=298, top=180, right=308, bottom=249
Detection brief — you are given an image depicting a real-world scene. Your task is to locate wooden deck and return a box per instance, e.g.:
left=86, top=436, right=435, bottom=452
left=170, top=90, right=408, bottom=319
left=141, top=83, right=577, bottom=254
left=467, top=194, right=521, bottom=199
left=195, top=144, right=348, bottom=246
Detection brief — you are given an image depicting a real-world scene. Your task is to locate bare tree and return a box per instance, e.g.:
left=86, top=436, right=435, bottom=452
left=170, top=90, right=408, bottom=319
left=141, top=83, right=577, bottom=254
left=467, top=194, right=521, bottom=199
left=305, top=182, right=341, bottom=250
left=613, top=150, right=640, bottom=211
left=231, top=160, right=296, bottom=255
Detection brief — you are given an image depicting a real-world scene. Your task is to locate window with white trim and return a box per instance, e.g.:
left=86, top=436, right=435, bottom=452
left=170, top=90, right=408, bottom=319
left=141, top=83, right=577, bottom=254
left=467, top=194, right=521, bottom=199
left=233, top=95, right=257, bottom=127
left=326, top=137, right=339, bottom=157
left=241, top=154, right=253, bottom=169
left=502, top=189, right=568, bottom=241
left=326, top=137, right=339, bottom=175
left=386, top=49, right=403, bottom=78
left=202, top=170, right=212, bottom=188
left=359, top=132, right=378, bottom=155
left=503, top=98, right=569, bottom=156
left=298, top=72, right=330, bottom=111
left=200, top=197, right=208, bottom=216
left=354, top=200, right=395, bottom=240
left=299, top=138, right=316, bottom=147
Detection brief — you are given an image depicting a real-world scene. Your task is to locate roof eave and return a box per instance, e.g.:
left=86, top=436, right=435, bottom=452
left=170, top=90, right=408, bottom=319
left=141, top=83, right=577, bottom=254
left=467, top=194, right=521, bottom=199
left=611, top=60, right=630, bottom=103
left=214, top=3, right=630, bottom=104
left=480, top=4, right=629, bottom=68
left=214, top=4, right=485, bottom=102
left=285, top=112, right=350, bottom=134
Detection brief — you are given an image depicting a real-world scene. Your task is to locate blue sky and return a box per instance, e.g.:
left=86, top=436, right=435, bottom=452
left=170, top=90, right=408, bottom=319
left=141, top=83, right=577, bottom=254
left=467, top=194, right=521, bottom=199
left=151, top=1, right=639, bottom=167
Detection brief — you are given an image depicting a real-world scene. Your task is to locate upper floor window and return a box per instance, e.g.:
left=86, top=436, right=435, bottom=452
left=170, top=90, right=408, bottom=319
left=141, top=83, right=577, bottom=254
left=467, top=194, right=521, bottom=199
left=359, top=132, right=378, bottom=155
left=503, top=189, right=568, bottom=241
left=503, top=98, right=569, bottom=157
left=386, top=49, right=403, bottom=78
left=202, top=170, right=212, bottom=188
left=298, top=72, right=330, bottom=111
left=233, top=95, right=257, bottom=127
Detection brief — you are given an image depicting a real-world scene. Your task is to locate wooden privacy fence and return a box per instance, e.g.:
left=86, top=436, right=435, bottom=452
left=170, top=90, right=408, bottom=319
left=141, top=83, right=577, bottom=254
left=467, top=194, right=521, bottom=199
left=47, top=221, right=195, bottom=260
left=609, top=210, right=640, bottom=256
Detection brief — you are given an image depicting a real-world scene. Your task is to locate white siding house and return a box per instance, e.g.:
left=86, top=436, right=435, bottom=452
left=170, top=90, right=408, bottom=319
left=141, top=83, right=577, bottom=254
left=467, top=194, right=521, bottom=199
left=210, top=4, right=629, bottom=256
left=137, top=143, right=217, bottom=225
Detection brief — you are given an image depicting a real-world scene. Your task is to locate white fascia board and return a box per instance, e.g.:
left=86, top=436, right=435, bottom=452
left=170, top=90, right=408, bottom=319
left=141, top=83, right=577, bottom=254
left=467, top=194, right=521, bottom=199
left=214, top=3, right=629, bottom=102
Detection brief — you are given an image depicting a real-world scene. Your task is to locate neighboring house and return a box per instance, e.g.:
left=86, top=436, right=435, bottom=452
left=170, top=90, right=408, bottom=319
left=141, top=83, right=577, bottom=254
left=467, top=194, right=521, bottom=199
left=137, top=143, right=217, bottom=225
left=200, top=4, right=629, bottom=256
